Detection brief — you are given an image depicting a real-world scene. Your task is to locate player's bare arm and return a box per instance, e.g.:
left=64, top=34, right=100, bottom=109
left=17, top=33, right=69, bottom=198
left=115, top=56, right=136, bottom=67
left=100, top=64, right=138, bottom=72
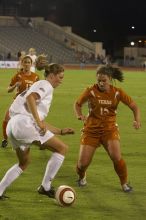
left=129, top=101, right=141, bottom=129
left=7, top=82, right=22, bottom=93
left=74, top=102, right=87, bottom=121
left=26, top=92, right=47, bottom=135
left=45, top=122, right=75, bottom=135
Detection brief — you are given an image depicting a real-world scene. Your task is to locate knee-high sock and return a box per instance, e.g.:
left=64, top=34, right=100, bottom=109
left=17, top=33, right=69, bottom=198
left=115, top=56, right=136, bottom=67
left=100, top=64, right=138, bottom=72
left=113, top=158, right=128, bottom=185
left=41, top=152, right=65, bottom=191
left=76, top=165, right=86, bottom=179
left=0, top=164, right=23, bottom=196
left=2, top=120, right=8, bottom=140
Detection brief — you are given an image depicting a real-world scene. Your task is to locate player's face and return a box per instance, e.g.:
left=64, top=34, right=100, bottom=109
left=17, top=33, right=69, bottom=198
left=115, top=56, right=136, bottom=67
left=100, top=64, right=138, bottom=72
left=29, top=49, right=35, bottom=55
left=50, top=72, right=64, bottom=88
left=96, top=74, right=111, bottom=91
left=22, top=58, right=32, bottom=71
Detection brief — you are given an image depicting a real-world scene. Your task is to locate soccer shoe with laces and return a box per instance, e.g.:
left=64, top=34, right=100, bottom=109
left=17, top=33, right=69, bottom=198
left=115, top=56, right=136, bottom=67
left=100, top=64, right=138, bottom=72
left=1, top=139, right=8, bottom=148
left=77, top=176, right=87, bottom=187
left=38, top=185, right=55, bottom=198
left=122, top=183, right=133, bottom=192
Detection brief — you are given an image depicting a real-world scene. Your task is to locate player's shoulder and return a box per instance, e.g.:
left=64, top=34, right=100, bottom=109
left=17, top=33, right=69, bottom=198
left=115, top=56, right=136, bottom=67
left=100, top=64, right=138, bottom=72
left=31, top=71, right=39, bottom=77
left=33, top=79, right=49, bottom=87
left=86, top=84, right=95, bottom=91
left=110, top=85, right=126, bottom=98
left=111, top=85, right=123, bottom=92
left=12, top=70, right=23, bottom=78
left=31, top=80, right=53, bottom=93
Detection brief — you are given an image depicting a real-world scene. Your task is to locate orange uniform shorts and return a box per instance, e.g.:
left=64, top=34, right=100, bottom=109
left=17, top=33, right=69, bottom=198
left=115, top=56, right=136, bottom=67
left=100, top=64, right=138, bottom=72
left=80, top=127, right=120, bottom=148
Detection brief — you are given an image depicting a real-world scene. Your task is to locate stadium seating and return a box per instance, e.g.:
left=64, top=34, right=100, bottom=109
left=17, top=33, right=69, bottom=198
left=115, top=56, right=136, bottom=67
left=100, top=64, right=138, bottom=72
left=0, top=26, right=77, bottom=63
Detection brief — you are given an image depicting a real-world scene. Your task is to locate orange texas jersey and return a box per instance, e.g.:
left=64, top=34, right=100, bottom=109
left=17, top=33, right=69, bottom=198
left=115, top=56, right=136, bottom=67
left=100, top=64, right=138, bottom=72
left=9, top=70, right=39, bottom=99
left=76, top=84, right=133, bottom=132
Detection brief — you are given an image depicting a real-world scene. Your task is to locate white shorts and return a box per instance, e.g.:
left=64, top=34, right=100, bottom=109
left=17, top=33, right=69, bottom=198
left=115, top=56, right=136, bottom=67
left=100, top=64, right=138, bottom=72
left=6, top=114, right=54, bottom=150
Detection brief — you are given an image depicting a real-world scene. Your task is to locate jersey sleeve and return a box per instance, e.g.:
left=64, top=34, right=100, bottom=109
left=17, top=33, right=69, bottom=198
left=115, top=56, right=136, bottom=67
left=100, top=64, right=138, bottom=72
left=9, top=74, right=19, bottom=86
left=118, top=88, right=133, bottom=106
left=34, top=73, right=40, bottom=81
left=25, top=81, right=52, bottom=99
left=76, top=87, right=91, bottom=106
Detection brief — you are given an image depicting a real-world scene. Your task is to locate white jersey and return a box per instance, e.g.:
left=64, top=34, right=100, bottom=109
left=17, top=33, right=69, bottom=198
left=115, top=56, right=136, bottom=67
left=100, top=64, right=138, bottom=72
left=27, top=54, right=37, bottom=72
left=9, top=80, right=54, bottom=121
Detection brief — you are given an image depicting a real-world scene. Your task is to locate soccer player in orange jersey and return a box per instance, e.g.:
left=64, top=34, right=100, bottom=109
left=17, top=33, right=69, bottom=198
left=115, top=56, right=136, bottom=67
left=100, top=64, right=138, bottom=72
left=1, top=55, right=39, bottom=148
left=74, top=65, right=141, bottom=192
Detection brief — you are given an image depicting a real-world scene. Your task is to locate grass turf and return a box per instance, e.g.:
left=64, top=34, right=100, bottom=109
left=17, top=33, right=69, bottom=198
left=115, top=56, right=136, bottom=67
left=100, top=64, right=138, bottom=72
left=0, top=68, right=146, bottom=220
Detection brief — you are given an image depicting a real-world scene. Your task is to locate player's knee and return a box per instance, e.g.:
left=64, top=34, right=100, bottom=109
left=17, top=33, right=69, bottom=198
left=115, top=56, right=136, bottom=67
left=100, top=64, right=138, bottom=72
left=112, top=156, right=122, bottom=163
left=59, top=143, right=68, bottom=155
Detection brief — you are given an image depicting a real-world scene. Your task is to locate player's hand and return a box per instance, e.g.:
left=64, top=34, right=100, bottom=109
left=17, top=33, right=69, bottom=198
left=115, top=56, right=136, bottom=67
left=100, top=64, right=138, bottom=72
left=37, top=121, right=47, bottom=135
left=61, top=128, right=75, bottom=135
left=77, top=115, right=87, bottom=122
left=15, top=82, right=22, bottom=88
left=133, top=120, right=141, bottom=129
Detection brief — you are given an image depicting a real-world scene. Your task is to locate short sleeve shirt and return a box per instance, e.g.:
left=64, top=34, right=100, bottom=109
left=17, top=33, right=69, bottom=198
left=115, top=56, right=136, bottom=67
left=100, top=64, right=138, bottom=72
left=76, top=84, right=133, bottom=132
left=9, top=80, right=54, bottom=121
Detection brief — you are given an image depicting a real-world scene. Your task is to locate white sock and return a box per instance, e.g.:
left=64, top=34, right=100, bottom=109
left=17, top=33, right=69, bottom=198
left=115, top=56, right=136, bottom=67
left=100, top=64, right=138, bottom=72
left=0, top=164, right=23, bottom=196
left=41, top=152, right=65, bottom=191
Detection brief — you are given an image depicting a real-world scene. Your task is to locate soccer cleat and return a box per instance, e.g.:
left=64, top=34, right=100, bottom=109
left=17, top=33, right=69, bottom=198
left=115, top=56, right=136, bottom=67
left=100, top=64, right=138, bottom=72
left=77, top=176, right=87, bottom=187
left=38, top=185, right=55, bottom=198
left=0, top=195, right=9, bottom=200
left=122, top=183, right=133, bottom=193
left=1, top=139, right=8, bottom=148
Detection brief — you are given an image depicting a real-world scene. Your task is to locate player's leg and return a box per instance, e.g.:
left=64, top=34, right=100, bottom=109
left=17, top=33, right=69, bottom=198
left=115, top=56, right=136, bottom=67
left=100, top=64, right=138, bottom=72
left=1, top=110, right=10, bottom=148
left=76, top=133, right=99, bottom=186
left=0, top=147, right=30, bottom=199
left=0, top=114, right=32, bottom=199
left=103, top=135, right=132, bottom=192
left=76, top=144, right=96, bottom=186
left=37, top=135, right=68, bottom=197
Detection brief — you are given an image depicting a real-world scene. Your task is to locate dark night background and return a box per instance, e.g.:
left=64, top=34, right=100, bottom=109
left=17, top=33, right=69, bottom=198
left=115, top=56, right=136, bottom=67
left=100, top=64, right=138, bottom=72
left=0, top=0, right=146, bottom=55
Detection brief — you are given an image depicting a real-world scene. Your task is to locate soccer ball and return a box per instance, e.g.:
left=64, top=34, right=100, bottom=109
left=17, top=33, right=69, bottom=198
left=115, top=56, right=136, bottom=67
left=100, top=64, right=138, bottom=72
left=55, top=185, right=76, bottom=207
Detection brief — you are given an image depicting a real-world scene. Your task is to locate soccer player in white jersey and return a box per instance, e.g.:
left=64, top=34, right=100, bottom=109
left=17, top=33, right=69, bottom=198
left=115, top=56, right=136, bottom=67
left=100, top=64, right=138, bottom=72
left=27, top=48, right=37, bottom=72
left=0, top=63, right=74, bottom=200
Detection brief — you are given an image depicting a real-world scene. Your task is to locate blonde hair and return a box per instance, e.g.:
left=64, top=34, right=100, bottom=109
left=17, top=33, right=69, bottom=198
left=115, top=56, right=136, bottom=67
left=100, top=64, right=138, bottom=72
left=29, top=48, right=36, bottom=53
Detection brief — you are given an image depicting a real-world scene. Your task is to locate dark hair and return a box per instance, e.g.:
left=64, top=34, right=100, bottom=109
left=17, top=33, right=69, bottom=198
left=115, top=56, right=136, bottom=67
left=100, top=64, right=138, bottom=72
left=96, top=64, right=124, bottom=82
left=44, top=63, right=64, bottom=77
left=21, top=55, right=33, bottom=64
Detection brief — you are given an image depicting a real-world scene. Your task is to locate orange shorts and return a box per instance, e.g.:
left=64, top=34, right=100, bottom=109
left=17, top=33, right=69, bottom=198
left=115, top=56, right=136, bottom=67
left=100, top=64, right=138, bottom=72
left=80, top=128, right=120, bottom=148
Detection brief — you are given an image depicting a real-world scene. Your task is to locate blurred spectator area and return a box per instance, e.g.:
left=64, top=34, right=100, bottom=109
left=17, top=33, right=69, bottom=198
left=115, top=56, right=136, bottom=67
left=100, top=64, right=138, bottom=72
left=0, top=16, right=105, bottom=64
left=1, top=16, right=145, bottom=67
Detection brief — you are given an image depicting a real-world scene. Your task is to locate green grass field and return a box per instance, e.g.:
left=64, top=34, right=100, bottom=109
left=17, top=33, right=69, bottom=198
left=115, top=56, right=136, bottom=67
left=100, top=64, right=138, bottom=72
left=0, top=68, right=146, bottom=220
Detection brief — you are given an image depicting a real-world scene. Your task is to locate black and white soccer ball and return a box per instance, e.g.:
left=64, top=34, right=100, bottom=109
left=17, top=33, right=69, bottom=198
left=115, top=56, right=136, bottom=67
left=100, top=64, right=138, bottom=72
left=55, top=185, right=76, bottom=207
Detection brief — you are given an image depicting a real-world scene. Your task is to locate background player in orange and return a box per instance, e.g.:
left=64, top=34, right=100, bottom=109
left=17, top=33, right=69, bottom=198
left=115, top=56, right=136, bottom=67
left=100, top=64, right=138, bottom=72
left=1, top=55, right=39, bottom=148
left=74, top=64, right=141, bottom=192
